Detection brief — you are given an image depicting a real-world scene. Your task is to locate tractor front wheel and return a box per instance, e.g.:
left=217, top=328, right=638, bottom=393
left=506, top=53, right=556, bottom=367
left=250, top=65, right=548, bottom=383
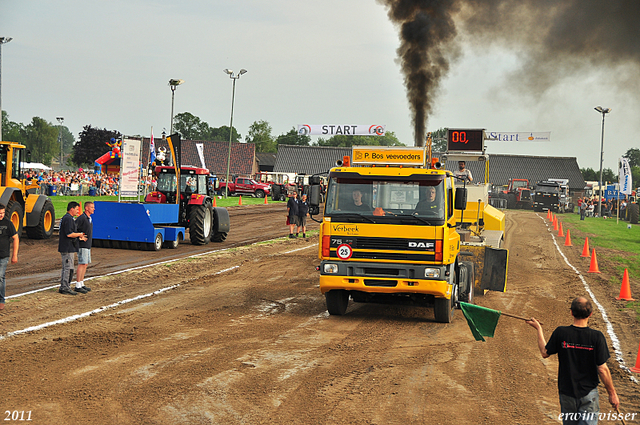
left=25, top=199, right=55, bottom=239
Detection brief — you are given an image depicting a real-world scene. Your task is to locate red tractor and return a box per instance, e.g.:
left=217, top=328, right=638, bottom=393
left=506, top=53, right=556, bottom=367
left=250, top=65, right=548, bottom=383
left=502, top=178, right=532, bottom=209
left=145, top=165, right=229, bottom=245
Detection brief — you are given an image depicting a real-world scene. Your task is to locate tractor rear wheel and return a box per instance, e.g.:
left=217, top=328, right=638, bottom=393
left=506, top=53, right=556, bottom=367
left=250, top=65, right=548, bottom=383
left=507, top=193, right=516, bottom=209
left=189, top=204, right=212, bottom=245
left=630, top=203, right=639, bottom=224
left=6, top=200, right=24, bottom=237
left=326, top=290, right=350, bottom=315
left=25, top=198, right=55, bottom=239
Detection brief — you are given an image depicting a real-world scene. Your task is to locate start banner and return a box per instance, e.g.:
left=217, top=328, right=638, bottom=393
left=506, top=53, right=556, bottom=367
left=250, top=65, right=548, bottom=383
left=298, top=124, right=385, bottom=136
left=485, top=132, right=551, bottom=142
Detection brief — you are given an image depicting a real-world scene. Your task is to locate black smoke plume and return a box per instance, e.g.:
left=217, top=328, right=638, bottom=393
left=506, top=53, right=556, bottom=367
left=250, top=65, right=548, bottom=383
left=378, top=0, right=640, bottom=147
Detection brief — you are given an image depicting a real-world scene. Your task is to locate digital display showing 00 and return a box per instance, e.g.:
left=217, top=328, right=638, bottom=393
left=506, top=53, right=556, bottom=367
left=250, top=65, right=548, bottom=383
left=447, top=129, right=484, bottom=152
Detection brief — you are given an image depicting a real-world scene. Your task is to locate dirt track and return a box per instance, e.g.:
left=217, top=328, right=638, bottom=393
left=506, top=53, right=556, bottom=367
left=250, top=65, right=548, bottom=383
left=1, top=209, right=639, bottom=424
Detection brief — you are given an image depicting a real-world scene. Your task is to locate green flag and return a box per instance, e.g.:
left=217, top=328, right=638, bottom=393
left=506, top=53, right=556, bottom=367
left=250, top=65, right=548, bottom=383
left=460, top=302, right=501, bottom=342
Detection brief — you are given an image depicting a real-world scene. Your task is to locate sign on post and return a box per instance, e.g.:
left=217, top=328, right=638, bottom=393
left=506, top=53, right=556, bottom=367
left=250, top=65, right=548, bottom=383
left=119, top=139, right=141, bottom=198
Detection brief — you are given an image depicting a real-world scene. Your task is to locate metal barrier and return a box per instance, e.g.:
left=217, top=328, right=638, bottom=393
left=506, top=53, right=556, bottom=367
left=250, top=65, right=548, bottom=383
left=489, top=197, right=507, bottom=209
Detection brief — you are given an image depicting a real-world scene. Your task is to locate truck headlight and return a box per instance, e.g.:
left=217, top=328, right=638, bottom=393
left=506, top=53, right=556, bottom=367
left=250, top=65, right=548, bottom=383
left=424, top=268, right=440, bottom=278
left=324, top=264, right=339, bottom=274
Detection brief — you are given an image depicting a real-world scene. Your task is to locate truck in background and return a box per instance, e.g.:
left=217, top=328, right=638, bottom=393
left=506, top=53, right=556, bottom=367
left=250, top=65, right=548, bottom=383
left=532, top=180, right=561, bottom=212
left=547, top=178, right=572, bottom=212
left=219, top=176, right=271, bottom=198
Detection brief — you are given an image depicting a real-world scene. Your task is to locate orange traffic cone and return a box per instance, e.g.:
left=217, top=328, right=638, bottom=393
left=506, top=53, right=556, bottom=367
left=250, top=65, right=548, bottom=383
left=564, top=229, right=573, bottom=247
left=581, top=237, right=590, bottom=258
left=264, top=195, right=268, bottom=205
left=238, top=196, right=243, bottom=206
left=212, top=196, right=217, bottom=207
left=547, top=210, right=551, bottom=220
left=553, top=216, right=559, bottom=231
left=558, top=222, right=564, bottom=237
left=631, top=341, right=640, bottom=373
left=616, top=269, right=635, bottom=301
left=588, top=249, right=601, bottom=273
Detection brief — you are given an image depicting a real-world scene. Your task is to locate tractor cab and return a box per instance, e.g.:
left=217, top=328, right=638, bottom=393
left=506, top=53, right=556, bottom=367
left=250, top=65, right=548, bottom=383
left=147, top=166, right=210, bottom=204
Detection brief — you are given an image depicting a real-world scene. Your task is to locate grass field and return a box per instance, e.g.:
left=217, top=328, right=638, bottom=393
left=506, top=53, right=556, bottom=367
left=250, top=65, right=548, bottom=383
left=49, top=195, right=285, bottom=219
left=554, top=211, right=640, bottom=319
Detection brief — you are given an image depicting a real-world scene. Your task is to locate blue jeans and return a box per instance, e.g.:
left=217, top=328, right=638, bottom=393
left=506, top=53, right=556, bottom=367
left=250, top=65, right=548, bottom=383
left=559, top=387, right=599, bottom=425
left=0, top=256, right=9, bottom=304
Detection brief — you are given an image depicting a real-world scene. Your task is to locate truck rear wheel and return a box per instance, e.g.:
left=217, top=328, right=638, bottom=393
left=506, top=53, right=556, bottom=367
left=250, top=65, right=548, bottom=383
left=326, top=290, right=350, bottom=315
left=189, top=204, right=212, bottom=245
left=458, top=262, right=475, bottom=305
left=6, top=200, right=24, bottom=237
left=25, top=199, right=55, bottom=239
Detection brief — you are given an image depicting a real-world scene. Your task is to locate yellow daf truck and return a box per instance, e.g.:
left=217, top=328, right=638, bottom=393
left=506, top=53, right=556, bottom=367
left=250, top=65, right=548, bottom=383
left=308, top=129, right=508, bottom=322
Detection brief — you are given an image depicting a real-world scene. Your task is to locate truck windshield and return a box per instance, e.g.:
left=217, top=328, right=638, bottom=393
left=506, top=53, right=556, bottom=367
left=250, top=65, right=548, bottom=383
left=512, top=180, right=528, bottom=189
left=536, top=185, right=559, bottom=194
left=325, top=174, right=445, bottom=224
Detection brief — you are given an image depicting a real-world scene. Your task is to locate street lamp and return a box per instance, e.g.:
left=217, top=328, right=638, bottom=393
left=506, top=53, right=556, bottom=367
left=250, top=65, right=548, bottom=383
left=168, top=79, right=184, bottom=136
left=594, top=106, right=611, bottom=218
left=56, top=117, right=64, bottom=169
left=0, top=37, right=13, bottom=141
left=223, top=68, right=247, bottom=198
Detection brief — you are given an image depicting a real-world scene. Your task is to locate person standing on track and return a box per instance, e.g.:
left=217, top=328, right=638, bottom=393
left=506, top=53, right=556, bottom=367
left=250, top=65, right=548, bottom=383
left=287, top=191, right=300, bottom=238
left=297, top=193, right=309, bottom=238
left=58, top=201, right=87, bottom=296
left=75, top=201, right=94, bottom=294
left=0, top=203, right=19, bottom=310
left=527, top=296, right=619, bottom=424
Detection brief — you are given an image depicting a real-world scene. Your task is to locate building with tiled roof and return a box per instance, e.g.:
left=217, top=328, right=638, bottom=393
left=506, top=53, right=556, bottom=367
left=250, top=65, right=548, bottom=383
left=256, top=152, right=277, bottom=172
left=139, top=137, right=258, bottom=176
left=273, top=145, right=351, bottom=175
left=273, top=145, right=586, bottom=193
left=441, top=154, right=586, bottom=192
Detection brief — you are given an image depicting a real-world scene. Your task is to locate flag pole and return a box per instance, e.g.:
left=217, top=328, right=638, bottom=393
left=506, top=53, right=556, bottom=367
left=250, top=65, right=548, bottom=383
left=501, top=311, right=543, bottom=325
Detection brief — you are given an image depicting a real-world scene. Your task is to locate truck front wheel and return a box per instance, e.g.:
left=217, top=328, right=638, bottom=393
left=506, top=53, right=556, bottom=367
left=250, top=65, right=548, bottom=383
left=434, top=275, right=457, bottom=323
left=326, top=290, right=350, bottom=315
left=255, top=189, right=265, bottom=198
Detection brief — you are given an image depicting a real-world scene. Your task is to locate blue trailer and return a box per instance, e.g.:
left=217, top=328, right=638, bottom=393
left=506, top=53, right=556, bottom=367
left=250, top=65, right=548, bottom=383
left=92, top=202, right=186, bottom=251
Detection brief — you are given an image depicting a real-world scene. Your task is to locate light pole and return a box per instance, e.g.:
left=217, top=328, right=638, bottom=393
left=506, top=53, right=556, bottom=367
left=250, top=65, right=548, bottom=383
left=168, top=79, right=184, bottom=136
left=594, top=106, right=611, bottom=218
left=223, top=68, right=247, bottom=198
left=56, top=117, right=64, bottom=169
left=0, top=37, right=13, bottom=141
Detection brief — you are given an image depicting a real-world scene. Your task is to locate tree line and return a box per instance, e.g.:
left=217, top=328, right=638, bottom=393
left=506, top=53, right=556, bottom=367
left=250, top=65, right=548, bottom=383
left=3, top=108, right=640, bottom=187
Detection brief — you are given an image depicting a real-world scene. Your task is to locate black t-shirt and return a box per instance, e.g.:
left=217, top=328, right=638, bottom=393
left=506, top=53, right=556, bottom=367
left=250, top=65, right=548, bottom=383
left=76, top=213, right=93, bottom=249
left=287, top=197, right=300, bottom=217
left=0, top=217, right=17, bottom=258
left=546, top=325, right=610, bottom=398
left=58, top=213, right=79, bottom=253
left=298, top=200, right=309, bottom=217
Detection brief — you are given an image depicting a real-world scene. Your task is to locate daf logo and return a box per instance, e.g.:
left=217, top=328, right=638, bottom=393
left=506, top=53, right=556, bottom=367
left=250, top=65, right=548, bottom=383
left=408, top=241, right=434, bottom=249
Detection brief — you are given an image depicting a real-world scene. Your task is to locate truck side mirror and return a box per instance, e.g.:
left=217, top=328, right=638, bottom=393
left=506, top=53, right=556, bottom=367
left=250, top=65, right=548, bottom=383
left=455, top=187, right=467, bottom=210
left=310, top=185, right=321, bottom=207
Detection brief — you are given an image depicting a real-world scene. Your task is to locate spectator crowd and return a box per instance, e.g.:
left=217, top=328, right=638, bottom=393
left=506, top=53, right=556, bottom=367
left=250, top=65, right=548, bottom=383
left=23, top=169, right=157, bottom=197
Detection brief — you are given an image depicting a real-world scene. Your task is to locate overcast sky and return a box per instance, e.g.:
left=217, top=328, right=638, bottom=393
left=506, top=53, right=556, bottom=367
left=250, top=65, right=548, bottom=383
left=1, top=0, right=638, bottom=171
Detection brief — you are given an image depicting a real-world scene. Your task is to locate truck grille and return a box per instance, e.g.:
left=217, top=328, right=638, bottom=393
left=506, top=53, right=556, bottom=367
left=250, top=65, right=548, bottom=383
left=364, top=279, right=398, bottom=287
